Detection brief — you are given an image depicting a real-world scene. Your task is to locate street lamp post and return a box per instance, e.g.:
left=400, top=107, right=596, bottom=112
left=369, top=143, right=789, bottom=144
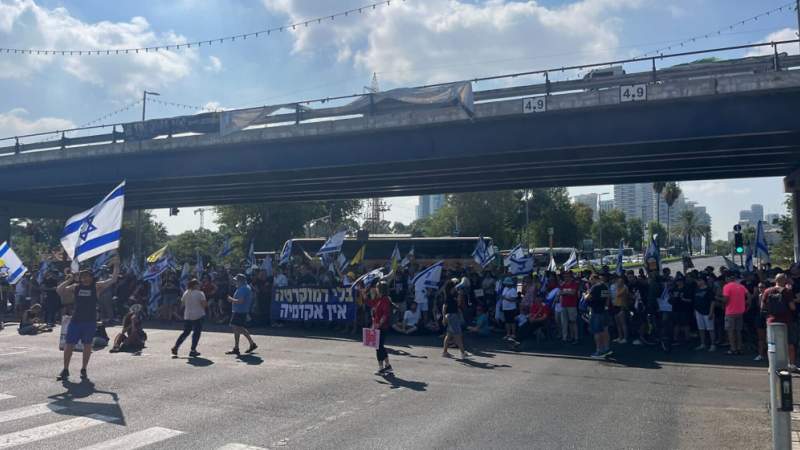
left=597, top=192, right=610, bottom=252
left=135, top=90, right=160, bottom=261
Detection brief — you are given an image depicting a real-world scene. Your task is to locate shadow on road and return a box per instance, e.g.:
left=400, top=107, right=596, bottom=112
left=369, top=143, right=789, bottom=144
left=374, top=375, right=428, bottom=391
left=387, top=348, right=428, bottom=359
left=48, top=379, right=125, bottom=425
left=236, top=354, right=264, bottom=365
left=458, top=358, right=511, bottom=370
left=182, top=356, right=214, bottom=367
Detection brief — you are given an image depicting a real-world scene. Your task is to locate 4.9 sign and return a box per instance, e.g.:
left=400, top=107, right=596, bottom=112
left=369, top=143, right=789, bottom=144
left=620, top=84, right=647, bottom=102
left=523, top=96, right=546, bottom=113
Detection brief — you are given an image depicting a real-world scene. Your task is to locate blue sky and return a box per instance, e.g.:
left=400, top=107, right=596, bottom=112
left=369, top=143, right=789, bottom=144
left=1, top=0, right=797, bottom=240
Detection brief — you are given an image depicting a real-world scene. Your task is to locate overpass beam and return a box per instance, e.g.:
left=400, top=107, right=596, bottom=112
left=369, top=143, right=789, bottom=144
left=785, top=175, right=800, bottom=262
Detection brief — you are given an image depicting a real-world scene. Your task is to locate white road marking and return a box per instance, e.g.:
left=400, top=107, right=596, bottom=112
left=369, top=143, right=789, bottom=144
left=78, top=426, right=184, bottom=450
left=0, top=394, right=13, bottom=401
left=218, top=444, right=268, bottom=450
left=0, top=352, right=27, bottom=357
left=0, top=403, right=66, bottom=424
left=0, top=414, right=117, bottom=449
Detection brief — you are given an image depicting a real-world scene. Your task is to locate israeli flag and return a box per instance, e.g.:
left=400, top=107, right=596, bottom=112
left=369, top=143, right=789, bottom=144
left=472, top=237, right=496, bottom=268
left=148, top=276, right=162, bottom=313
left=616, top=239, right=625, bottom=276
left=563, top=249, right=578, bottom=271
left=547, top=253, right=557, bottom=272
left=36, top=259, right=49, bottom=284
left=508, top=255, right=534, bottom=276
left=195, top=249, right=204, bottom=277
left=400, top=246, right=414, bottom=269
left=180, top=262, right=190, bottom=291
left=318, top=231, right=346, bottom=255
left=60, top=181, right=125, bottom=270
left=92, top=251, right=114, bottom=277
left=412, top=261, right=444, bottom=290
left=745, top=245, right=754, bottom=272
left=0, top=242, right=27, bottom=284
left=219, top=235, right=232, bottom=258
left=142, top=256, right=173, bottom=281
left=336, top=253, right=348, bottom=274
left=755, top=220, right=770, bottom=263
left=129, top=253, right=141, bottom=279
left=504, top=244, right=527, bottom=266
left=261, top=253, right=274, bottom=277
left=354, top=268, right=387, bottom=289
left=645, top=235, right=661, bottom=272
left=279, top=240, right=292, bottom=266
left=246, top=240, right=256, bottom=275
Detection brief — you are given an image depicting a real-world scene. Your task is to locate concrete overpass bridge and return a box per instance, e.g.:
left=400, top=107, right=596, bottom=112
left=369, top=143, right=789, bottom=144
left=2, top=41, right=800, bottom=245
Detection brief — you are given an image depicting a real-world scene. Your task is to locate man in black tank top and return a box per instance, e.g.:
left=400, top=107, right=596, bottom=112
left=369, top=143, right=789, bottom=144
left=56, top=255, right=119, bottom=381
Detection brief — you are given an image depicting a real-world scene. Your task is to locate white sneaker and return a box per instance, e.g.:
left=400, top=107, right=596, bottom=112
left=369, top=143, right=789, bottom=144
left=753, top=355, right=764, bottom=362
left=709, top=345, right=717, bottom=352
left=694, top=345, right=706, bottom=351
left=618, top=339, right=627, bottom=344
left=632, top=339, right=642, bottom=346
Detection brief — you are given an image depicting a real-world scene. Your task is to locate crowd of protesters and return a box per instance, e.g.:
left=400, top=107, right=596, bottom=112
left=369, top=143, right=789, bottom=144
left=3, top=251, right=800, bottom=370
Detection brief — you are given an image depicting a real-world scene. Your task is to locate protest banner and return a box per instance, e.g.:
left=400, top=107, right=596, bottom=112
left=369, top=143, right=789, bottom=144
left=271, top=286, right=356, bottom=322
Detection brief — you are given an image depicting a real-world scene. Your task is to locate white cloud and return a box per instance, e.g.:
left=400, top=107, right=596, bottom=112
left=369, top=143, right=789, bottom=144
left=262, top=0, right=645, bottom=85
left=0, top=108, right=74, bottom=138
left=204, top=55, right=223, bottom=73
left=0, top=0, right=198, bottom=95
left=680, top=180, right=751, bottom=197
left=746, top=28, right=798, bottom=57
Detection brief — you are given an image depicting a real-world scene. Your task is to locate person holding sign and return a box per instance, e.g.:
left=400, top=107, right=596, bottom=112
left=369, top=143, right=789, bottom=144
left=56, top=255, right=120, bottom=381
left=367, top=282, right=393, bottom=375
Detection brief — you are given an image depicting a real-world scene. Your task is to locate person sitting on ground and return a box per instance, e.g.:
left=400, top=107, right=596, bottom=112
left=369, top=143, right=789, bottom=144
left=110, top=304, right=147, bottom=353
left=393, top=301, right=420, bottom=335
left=467, top=304, right=491, bottom=337
left=517, top=297, right=552, bottom=341
left=18, top=304, right=50, bottom=335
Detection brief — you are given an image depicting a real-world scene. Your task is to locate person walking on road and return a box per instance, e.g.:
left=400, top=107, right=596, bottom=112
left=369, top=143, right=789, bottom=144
left=367, top=281, right=393, bottom=375
left=56, top=256, right=120, bottom=381
left=226, top=274, right=257, bottom=356
left=172, top=279, right=208, bottom=357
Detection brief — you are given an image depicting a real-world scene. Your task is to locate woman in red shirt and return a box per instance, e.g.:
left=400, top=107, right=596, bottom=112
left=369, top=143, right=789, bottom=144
left=367, top=282, right=393, bottom=375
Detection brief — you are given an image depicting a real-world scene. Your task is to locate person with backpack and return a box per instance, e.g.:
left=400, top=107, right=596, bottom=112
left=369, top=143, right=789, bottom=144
left=761, top=273, right=796, bottom=368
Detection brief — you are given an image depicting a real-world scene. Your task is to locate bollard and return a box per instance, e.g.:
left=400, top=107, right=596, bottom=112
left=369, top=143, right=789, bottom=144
left=768, top=322, right=792, bottom=450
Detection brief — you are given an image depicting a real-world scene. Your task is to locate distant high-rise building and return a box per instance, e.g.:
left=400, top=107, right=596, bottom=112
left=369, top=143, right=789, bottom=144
left=765, top=213, right=781, bottom=226
left=613, top=183, right=655, bottom=223
left=416, top=194, right=446, bottom=220
left=599, top=199, right=614, bottom=214
left=750, top=204, right=764, bottom=223
left=738, top=204, right=764, bottom=228
left=573, top=193, right=599, bottom=219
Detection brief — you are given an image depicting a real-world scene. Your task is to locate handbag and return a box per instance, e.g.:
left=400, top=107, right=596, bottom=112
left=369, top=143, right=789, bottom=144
left=362, top=327, right=380, bottom=349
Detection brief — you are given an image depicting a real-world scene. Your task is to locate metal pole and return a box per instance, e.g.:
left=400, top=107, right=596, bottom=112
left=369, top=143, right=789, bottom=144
left=767, top=322, right=792, bottom=450
left=142, top=90, right=147, bottom=122
left=794, top=190, right=800, bottom=263
left=796, top=0, right=800, bottom=54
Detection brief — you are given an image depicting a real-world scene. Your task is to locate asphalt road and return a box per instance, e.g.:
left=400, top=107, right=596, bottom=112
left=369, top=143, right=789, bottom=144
left=0, top=316, right=772, bottom=449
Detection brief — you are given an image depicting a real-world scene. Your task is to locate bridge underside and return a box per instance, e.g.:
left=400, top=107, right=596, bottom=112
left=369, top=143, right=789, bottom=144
left=2, top=87, right=799, bottom=213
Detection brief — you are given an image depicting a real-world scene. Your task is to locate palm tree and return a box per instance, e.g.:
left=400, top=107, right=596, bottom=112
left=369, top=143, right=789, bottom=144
left=652, top=182, right=666, bottom=225
left=677, top=210, right=711, bottom=255
left=663, top=182, right=681, bottom=248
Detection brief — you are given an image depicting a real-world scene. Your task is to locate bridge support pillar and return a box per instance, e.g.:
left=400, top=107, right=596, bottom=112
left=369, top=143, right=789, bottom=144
left=785, top=176, right=800, bottom=262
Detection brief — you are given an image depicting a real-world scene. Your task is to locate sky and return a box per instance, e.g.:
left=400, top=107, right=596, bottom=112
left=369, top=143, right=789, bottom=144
left=1, top=0, right=797, bottom=241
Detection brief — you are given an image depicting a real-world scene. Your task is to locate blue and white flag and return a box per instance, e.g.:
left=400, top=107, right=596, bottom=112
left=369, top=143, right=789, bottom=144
left=504, top=244, right=527, bottom=266
left=355, top=267, right=386, bottom=289
left=317, top=230, right=346, bottom=255
left=129, top=253, right=141, bottom=279
left=195, top=249, right=203, bottom=277
left=245, top=240, right=256, bottom=275
left=390, top=244, right=401, bottom=272
left=261, top=253, right=274, bottom=277
left=755, top=220, right=770, bottom=264
left=148, top=276, right=162, bottom=314
left=616, top=239, right=625, bottom=276
left=563, top=249, right=578, bottom=271
left=547, top=253, right=557, bottom=272
left=412, top=261, right=444, bottom=290
left=219, top=235, right=232, bottom=258
left=645, top=234, right=661, bottom=272
left=142, top=255, right=173, bottom=281
left=60, top=181, right=125, bottom=270
left=472, top=237, right=495, bottom=268
left=279, top=240, right=292, bottom=266
left=400, top=246, right=414, bottom=269
left=508, top=254, right=534, bottom=276
left=180, top=262, right=190, bottom=291
left=745, top=245, right=754, bottom=272
left=36, top=259, right=49, bottom=284
left=0, top=241, right=27, bottom=285
left=92, top=251, right=114, bottom=277
left=336, top=253, right=348, bottom=274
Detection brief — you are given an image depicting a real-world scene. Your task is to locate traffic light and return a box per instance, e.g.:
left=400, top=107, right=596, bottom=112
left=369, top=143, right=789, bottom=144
left=734, top=232, right=744, bottom=254
left=169, top=207, right=179, bottom=216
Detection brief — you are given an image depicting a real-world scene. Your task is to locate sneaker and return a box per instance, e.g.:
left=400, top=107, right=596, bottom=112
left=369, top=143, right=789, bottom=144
left=708, top=345, right=717, bottom=352
left=189, top=350, right=200, bottom=357
left=601, top=348, right=614, bottom=357
left=694, top=345, right=706, bottom=351
left=460, top=352, right=468, bottom=360
left=170, top=347, right=178, bottom=356
left=441, top=352, right=451, bottom=358
left=617, top=339, right=627, bottom=344
left=245, top=343, right=258, bottom=354
left=590, top=351, right=605, bottom=359
left=80, top=369, right=88, bottom=380
left=375, top=367, right=386, bottom=375
left=383, top=365, right=393, bottom=374
left=57, top=369, right=69, bottom=381
left=225, top=348, right=240, bottom=356
left=632, top=339, right=642, bottom=346
left=753, top=355, right=764, bottom=362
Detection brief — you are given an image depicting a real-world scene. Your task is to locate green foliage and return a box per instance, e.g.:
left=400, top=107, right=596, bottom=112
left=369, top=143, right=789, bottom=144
left=675, top=209, right=710, bottom=255
left=648, top=221, right=667, bottom=248
left=522, top=188, right=582, bottom=248
left=119, top=211, right=169, bottom=259
left=591, top=209, right=627, bottom=248
left=626, top=218, right=644, bottom=251
left=711, top=240, right=731, bottom=256
left=773, top=195, right=795, bottom=266
left=166, top=229, right=226, bottom=268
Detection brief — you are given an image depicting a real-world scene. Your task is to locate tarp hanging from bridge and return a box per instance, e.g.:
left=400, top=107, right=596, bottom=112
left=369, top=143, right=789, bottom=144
left=122, top=113, right=220, bottom=140
left=317, top=81, right=475, bottom=116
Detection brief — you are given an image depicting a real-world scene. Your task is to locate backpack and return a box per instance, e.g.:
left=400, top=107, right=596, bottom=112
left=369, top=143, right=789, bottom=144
left=767, top=288, right=789, bottom=316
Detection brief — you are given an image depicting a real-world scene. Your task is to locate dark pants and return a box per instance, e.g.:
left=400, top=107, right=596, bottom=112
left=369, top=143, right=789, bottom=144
left=376, top=329, right=388, bottom=363
left=175, top=318, right=204, bottom=351
left=44, top=297, right=60, bottom=326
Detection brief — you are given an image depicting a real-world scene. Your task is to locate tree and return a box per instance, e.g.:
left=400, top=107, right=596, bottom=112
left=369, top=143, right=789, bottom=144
left=625, top=217, right=644, bottom=252
left=166, top=229, right=225, bottom=268
left=573, top=202, right=594, bottom=243
left=423, top=191, right=519, bottom=246
left=676, top=209, right=710, bottom=255
left=648, top=221, right=668, bottom=248
left=773, top=195, right=795, bottom=266
left=663, top=182, right=681, bottom=247
left=592, top=209, right=627, bottom=248
left=711, top=239, right=731, bottom=256
left=521, top=188, right=582, bottom=248
left=652, top=181, right=666, bottom=226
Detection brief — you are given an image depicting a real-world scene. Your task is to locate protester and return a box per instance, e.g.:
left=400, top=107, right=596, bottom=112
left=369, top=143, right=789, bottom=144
left=442, top=278, right=467, bottom=360
left=500, top=277, right=519, bottom=341
left=517, top=295, right=551, bottom=342
left=41, top=271, right=61, bottom=328
left=722, top=271, right=747, bottom=355
left=18, top=304, right=50, bottom=335
left=172, top=279, right=208, bottom=357
left=761, top=273, right=796, bottom=368
left=692, top=276, right=717, bottom=352
left=393, top=300, right=420, bottom=335
left=367, top=281, right=393, bottom=375
left=110, top=304, right=146, bottom=353
left=225, top=274, right=257, bottom=356
left=611, top=276, right=630, bottom=344
left=467, top=304, right=491, bottom=336
left=558, top=271, right=580, bottom=343
left=585, top=273, right=612, bottom=359
left=56, top=255, right=120, bottom=381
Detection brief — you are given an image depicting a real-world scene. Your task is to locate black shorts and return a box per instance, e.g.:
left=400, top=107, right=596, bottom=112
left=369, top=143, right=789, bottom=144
left=230, top=313, right=248, bottom=327
left=503, top=309, right=518, bottom=323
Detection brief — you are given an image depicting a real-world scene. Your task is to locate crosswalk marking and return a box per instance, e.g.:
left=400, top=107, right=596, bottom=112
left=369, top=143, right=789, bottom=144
left=218, top=444, right=268, bottom=450
left=78, top=426, right=184, bottom=450
left=0, top=403, right=66, bottom=424
left=0, top=395, right=13, bottom=401
left=0, top=413, right=117, bottom=449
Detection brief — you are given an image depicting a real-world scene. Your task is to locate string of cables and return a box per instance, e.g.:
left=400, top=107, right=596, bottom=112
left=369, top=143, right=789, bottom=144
left=0, top=0, right=402, bottom=56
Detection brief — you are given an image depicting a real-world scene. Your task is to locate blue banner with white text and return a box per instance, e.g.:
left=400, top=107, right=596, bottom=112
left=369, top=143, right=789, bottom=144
left=271, top=287, right=356, bottom=322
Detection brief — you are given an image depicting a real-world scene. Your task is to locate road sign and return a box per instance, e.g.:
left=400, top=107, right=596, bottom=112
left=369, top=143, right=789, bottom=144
left=620, top=84, right=647, bottom=102
left=523, top=96, right=546, bottom=113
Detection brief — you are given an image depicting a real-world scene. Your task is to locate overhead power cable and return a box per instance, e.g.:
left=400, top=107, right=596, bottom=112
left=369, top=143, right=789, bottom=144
left=0, top=0, right=402, bottom=56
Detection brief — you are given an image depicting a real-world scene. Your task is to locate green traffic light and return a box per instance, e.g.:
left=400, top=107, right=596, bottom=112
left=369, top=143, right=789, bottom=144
left=735, top=246, right=744, bottom=254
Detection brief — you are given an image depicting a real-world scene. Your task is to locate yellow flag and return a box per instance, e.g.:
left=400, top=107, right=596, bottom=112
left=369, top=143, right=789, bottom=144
left=350, top=244, right=366, bottom=266
left=146, top=245, right=168, bottom=263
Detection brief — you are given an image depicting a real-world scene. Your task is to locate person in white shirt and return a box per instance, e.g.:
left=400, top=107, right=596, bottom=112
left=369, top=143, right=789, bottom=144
left=274, top=269, right=289, bottom=288
left=500, top=277, right=519, bottom=340
left=171, top=279, right=208, bottom=358
left=393, top=301, right=420, bottom=335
